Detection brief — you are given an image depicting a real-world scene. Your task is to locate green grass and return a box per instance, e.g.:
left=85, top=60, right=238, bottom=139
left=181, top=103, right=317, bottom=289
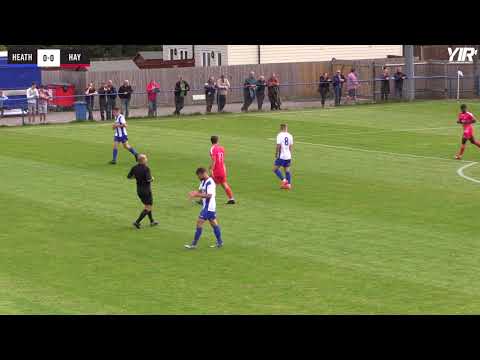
left=2, top=100, right=480, bottom=314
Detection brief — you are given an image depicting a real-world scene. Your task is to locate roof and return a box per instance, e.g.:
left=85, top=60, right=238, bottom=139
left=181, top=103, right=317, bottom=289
left=137, top=51, right=163, bottom=60
left=88, top=60, right=139, bottom=72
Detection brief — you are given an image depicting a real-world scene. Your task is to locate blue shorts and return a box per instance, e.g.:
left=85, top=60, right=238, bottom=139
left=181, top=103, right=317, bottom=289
left=114, top=135, right=128, bottom=143
left=199, top=209, right=216, bottom=221
left=275, top=158, right=291, bottom=167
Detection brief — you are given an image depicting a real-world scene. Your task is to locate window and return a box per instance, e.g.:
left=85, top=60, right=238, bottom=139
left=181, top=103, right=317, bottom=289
left=217, top=53, right=222, bottom=66
left=185, top=51, right=188, bottom=59
left=180, top=51, right=184, bottom=60
left=170, top=49, right=174, bottom=60
left=202, top=52, right=207, bottom=67
left=207, top=53, right=211, bottom=66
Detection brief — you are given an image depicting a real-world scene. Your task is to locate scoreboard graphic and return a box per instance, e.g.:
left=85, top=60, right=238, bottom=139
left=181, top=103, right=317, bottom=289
left=7, top=48, right=90, bottom=68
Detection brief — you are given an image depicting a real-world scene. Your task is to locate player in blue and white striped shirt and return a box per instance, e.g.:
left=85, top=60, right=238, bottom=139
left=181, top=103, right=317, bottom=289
left=110, top=107, right=139, bottom=164
left=185, top=167, right=223, bottom=249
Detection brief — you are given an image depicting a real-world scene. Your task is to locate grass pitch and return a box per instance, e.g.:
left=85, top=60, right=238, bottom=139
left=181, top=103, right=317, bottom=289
left=1, top=100, right=480, bottom=314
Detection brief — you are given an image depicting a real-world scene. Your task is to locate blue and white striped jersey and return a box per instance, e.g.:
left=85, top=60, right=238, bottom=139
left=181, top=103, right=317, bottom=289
left=114, top=114, right=128, bottom=137
left=199, top=177, right=216, bottom=212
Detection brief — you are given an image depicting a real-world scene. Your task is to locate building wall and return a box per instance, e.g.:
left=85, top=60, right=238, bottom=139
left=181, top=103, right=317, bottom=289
left=162, top=45, right=193, bottom=61
left=193, top=45, right=228, bottom=67
left=227, top=45, right=259, bottom=65
left=258, top=45, right=403, bottom=63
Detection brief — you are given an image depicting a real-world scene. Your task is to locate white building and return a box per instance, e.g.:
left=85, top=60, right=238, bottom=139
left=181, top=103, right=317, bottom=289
left=162, top=45, right=404, bottom=67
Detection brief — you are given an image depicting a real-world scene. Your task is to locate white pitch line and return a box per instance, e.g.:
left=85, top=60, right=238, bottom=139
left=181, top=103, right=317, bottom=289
left=457, top=162, right=480, bottom=183
left=301, top=126, right=457, bottom=138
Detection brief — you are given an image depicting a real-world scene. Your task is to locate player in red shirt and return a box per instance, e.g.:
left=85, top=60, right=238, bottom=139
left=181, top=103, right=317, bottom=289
left=455, top=104, right=480, bottom=160
left=210, top=136, right=235, bottom=204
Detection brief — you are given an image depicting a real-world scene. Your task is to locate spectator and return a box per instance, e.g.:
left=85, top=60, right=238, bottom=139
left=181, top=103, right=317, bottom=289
left=26, top=82, right=39, bottom=123
left=0, top=90, right=8, bottom=118
left=37, top=85, right=51, bottom=124
left=346, top=68, right=360, bottom=104
left=318, top=72, right=330, bottom=108
left=146, top=80, right=160, bottom=117
left=204, top=76, right=216, bottom=113
left=97, top=82, right=108, bottom=121
left=332, top=70, right=345, bottom=106
left=256, top=75, right=267, bottom=111
left=380, top=66, right=390, bottom=101
left=241, top=71, right=257, bottom=112
left=267, top=73, right=281, bottom=110
left=174, top=76, right=190, bottom=115
left=106, top=80, right=117, bottom=120
left=216, top=74, right=230, bottom=112
left=85, top=82, right=97, bottom=121
left=118, top=80, right=133, bottom=118
left=394, top=67, right=407, bottom=99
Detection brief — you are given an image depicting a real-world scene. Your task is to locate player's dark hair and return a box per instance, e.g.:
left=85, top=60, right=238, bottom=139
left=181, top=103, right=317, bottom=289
left=196, top=167, right=207, bottom=175
left=211, top=136, right=219, bottom=144
left=280, top=123, right=287, bottom=129
left=113, top=106, right=120, bottom=111
left=460, top=104, right=467, bottom=112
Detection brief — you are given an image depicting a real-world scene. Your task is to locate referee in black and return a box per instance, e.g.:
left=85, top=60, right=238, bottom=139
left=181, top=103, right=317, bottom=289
left=128, top=153, right=159, bottom=229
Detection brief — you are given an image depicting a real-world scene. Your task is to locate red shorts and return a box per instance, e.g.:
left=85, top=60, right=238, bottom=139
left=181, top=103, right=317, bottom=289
left=212, top=173, right=226, bottom=184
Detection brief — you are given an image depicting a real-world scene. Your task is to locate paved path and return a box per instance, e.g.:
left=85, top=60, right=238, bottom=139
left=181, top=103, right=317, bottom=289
left=0, top=99, right=343, bottom=127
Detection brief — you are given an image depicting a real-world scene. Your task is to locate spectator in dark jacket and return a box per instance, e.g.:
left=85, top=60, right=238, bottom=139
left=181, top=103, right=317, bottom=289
left=318, top=72, right=330, bottom=108
left=174, top=76, right=190, bottom=115
left=97, top=82, right=108, bottom=121
left=332, top=70, right=345, bottom=106
left=204, top=76, right=216, bottom=113
left=256, top=75, right=267, bottom=110
left=84, top=83, right=96, bottom=120
left=118, top=80, right=133, bottom=118
left=393, top=67, right=407, bottom=99
left=106, top=80, right=117, bottom=120
left=241, top=71, right=257, bottom=112
left=380, top=67, right=390, bottom=101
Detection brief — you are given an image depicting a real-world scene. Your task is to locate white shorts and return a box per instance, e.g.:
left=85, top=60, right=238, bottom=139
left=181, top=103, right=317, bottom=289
left=38, top=103, right=48, bottom=114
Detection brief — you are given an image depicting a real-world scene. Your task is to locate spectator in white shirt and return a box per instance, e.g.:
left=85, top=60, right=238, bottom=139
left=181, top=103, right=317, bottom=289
left=26, top=82, right=39, bottom=123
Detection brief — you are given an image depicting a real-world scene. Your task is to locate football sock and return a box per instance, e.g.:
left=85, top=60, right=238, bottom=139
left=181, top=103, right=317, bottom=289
left=285, top=171, right=291, bottom=184
left=147, top=211, right=154, bottom=222
left=129, top=147, right=138, bottom=156
left=224, top=183, right=234, bottom=199
left=136, top=209, right=149, bottom=224
left=193, top=227, right=203, bottom=245
left=213, top=225, right=223, bottom=245
left=113, top=148, right=118, bottom=161
left=274, top=169, right=284, bottom=181
left=459, top=145, right=466, bottom=156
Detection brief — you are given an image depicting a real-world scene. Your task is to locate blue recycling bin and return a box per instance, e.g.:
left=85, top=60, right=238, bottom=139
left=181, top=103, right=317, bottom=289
left=74, top=101, right=87, bottom=121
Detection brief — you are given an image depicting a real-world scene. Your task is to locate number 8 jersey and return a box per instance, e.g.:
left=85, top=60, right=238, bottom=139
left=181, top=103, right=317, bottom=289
left=276, top=131, right=294, bottom=160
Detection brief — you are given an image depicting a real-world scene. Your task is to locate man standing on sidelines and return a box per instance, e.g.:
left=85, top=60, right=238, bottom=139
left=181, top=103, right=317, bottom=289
left=128, top=154, right=159, bottom=229
left=146, top=80, right=160, bottom=117
left=98, top=82, right=108, bottom=121
left=174, top=76, right=190, bottom=115
left=110, top=107, right=139, bottom=164
left=216, top=74, right=230, bottom=112
left=106, top=80, right=117, bottom=120
left=273, top=124, right=294, bottom=190
left=118, top=80, right=133, bottom=118
left=26, top=82, right=39, bottom=123
left=185, top=167, right=224, bottom=249
left=210, top=136, right=235, bottom=204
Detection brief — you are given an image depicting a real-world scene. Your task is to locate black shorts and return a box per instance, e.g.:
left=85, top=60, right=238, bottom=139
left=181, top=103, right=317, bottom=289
left=137, top=188, right=153, bottom=205
left=462, top=136, right=476, bottom=144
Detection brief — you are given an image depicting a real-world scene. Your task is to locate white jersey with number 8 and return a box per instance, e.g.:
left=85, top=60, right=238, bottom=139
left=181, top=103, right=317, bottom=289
left=276, top=132, right=293, bottom=160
